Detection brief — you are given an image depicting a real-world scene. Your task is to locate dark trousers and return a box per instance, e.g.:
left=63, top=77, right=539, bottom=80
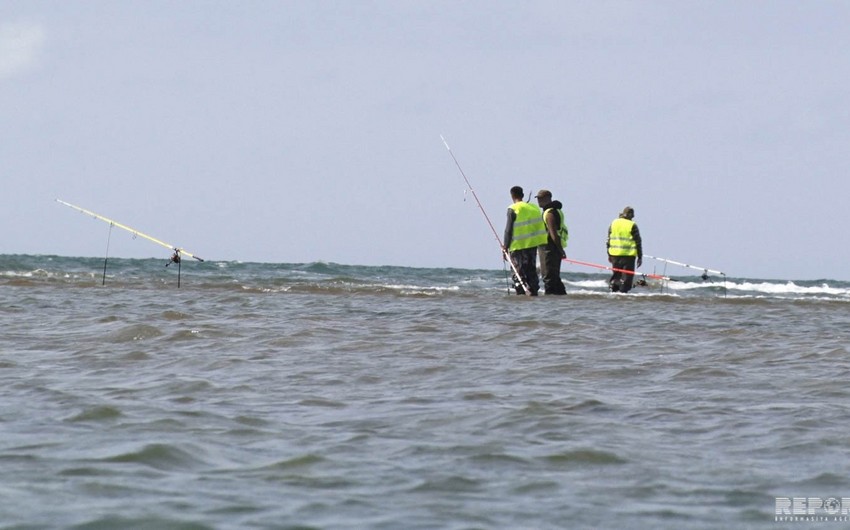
left=609, top=255, right=636, bottom=293
left=509, top=248, right=539, bottom=295
left=538, top=246, right=566, bottom=295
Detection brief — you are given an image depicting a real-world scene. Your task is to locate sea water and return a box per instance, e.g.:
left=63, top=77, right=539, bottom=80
left=1, top=254, right=849, bottom=529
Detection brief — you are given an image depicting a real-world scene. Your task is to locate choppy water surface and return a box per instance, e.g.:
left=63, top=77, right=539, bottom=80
left=1, top=255, right=849, bottom=529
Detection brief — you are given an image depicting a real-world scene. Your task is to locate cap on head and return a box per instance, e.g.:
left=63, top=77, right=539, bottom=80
left=534, top=189, right=552, bottom=199
left=621, top=206, right=635, bottom=219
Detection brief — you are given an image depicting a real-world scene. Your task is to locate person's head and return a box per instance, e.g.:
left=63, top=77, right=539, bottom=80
left=510, top=186, right=524, bottom=200
left=535, top=189, right=552, bottom=207
left=621, top=206, right=635, bottom=220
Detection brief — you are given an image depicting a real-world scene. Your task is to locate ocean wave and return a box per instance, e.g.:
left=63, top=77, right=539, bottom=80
left=1, top=254, right=849, bottom=302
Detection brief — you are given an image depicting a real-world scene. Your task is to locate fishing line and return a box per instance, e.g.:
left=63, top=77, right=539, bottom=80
left=654, top=262, right=669, bottom=294
left=501, top=261, right=514, bottom=294
left=440, top=136, right=532, bottom=296
left=563, top=257, right=671, bottom=281
left=102, top=222, right=114, bottom=286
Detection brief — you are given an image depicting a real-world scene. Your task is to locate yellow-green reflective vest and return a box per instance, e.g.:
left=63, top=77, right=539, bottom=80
left=608, top=218, right=637, bottom=256
left=509, top=202, right=547, bottom=251
left=544, top=207, right=569, bottom=248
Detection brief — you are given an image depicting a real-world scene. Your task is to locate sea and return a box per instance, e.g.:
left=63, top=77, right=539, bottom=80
left=2, top=253, right=849, bottom=530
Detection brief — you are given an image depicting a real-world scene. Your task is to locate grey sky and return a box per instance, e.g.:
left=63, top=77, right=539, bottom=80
left=2, top=1, right=848, bottom=280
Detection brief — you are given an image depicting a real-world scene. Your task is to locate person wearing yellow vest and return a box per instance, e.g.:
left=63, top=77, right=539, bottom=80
left=535, top=189, right=568, bottom=295
left=502, top=186, right=547, bottom=295
left=606, top=206, right=643, bottom=293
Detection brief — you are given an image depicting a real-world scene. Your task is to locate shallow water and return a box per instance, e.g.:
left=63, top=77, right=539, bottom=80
left=1, top=255, right=849, bottom=528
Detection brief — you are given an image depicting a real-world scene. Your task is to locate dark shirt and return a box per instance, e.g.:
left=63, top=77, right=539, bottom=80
left=503, top=207, right=517, bottom=250
left=541, top=200, right=564, bottom=251
left=632, top=224, right=643, bottom=259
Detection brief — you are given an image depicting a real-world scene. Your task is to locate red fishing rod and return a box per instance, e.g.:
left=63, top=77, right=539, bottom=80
left=563, top=257, right=671, bottom=281
left=441, top=135, right=532, bottom=296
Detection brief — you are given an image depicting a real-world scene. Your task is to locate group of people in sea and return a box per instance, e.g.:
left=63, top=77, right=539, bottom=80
left=502, top=186, right=643, bottom=295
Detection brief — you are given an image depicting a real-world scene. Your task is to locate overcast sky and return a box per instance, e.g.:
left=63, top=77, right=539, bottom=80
left=2, top=1, right=849, bottom=280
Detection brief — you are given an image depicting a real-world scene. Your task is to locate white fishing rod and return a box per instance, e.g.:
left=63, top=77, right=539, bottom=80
left=56, top=199, right=204, bottom=287
left=57, top=199, right=204, bottom=262
left=645, top=254, right=727, bottom=296
left=644, top=255, right=724, bottom=277
left=440, top=135, right=532, bottom=296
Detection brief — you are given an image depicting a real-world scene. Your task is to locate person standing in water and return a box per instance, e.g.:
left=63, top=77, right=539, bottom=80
left=503, top=186, right=547, bottom=295
left=606, top=206, right=642, bottom=293
left=535, top=189, right=568, bottom=295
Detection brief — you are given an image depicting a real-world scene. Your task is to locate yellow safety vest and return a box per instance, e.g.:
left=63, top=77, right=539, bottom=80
left=509, top=202, right=547, bottom=251
left=608, top=218, right=637, bottom=256
left=544, top=207, right=569, bottom=248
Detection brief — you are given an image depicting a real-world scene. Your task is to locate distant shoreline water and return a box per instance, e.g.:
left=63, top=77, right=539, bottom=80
left=1, top=253, right=848, bottom=303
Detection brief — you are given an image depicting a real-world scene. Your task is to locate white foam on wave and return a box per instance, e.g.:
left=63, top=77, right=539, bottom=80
left=567, top=279, right=609, bottom=289
left=388, top=284, right=461, bottom=294
left=729, top=281, right=850, bottom=297
left=663, top=280, right=722, bottom=292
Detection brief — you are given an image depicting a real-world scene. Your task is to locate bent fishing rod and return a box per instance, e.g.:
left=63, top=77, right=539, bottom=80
left=440, top=135, right=533, bottom=296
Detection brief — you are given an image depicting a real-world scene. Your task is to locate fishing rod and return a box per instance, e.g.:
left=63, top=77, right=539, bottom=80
left=644, top=255, right=724, bottom=278
left=644, top=254, right=727, bottom=296
left=563, top=257, right=671, bottom=281
left=440, top=135, right=532, bottom=296
left=56, top=199, right=204, bottom=287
